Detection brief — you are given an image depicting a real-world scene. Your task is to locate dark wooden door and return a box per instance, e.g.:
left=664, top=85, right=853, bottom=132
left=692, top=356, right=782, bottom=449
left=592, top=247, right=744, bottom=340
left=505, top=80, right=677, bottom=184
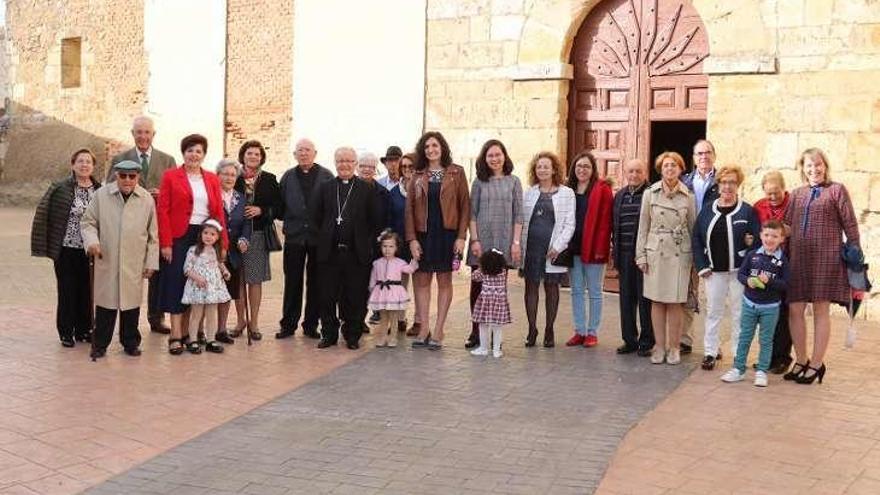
left=567, top=0, right=709, bottom=175
left=567, top=0, right=709, bottom=290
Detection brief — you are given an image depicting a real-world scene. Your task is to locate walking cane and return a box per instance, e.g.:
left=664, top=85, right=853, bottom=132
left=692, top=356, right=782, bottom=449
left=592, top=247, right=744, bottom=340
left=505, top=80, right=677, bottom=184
left=89, top=254, right=98, bottom=362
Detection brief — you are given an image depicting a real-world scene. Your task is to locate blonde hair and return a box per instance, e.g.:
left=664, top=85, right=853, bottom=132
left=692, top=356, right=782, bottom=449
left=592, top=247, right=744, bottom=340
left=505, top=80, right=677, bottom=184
left=716, top=164, right=744, bottom=185
left=528, top=151, right=565, bottom=186
left=797, top=148, right=832, bottom=184
left=654, top=151, right=686, bottom=173
left=761, top=170, right=786, bottom=190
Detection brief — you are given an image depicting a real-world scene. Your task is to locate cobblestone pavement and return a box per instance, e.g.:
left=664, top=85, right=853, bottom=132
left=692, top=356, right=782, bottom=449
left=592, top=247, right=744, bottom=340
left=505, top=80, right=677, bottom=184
left=84, top=301, right=694, bottom=495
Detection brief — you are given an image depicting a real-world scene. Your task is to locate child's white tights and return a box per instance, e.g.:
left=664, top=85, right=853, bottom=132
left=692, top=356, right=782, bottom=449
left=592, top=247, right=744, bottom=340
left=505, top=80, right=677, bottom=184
left=473, top=323, right=503, bottom=358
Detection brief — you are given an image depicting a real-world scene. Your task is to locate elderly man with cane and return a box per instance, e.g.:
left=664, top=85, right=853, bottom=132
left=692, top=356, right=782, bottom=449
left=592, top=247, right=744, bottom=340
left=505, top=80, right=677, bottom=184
left=81, top=160, right=159, bottom=359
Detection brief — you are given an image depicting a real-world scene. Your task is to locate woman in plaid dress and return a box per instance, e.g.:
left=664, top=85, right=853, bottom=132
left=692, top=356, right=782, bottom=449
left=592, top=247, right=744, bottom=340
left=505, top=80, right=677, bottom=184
left=784, top=148, right=860, bottom=384
left=470, top=249, right=511, bottom=358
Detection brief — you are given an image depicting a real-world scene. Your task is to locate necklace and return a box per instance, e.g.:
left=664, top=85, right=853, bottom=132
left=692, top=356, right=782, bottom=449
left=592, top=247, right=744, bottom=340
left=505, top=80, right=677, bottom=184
left=336, top=180, right=355, bottom=225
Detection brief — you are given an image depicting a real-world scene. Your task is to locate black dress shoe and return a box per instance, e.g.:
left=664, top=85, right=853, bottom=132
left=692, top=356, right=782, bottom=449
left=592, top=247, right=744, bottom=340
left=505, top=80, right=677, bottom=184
left=346, top=341, right=360, bottom=350
left=216, top=331, right=235, bottom=344
left=124, top=347, right=142, bottom=357
left=75, top=333, right=92, bottom=343
left=770, top=358, right=792, bottom=375
left=90, top=348, right=106, bottom=359
left=636, top=348, right=653, bottom=357
left=616, top=344, right=638, bottom=354
left=317, top=339, right=336, bottom=349
left=150, top=324, right=171, bottom=335
left=275, top=328, right=295, bottom=339
left=60, top=337, right=75, bottom=348
left=680, top=343, right=693, bottom=354
left=303, top=328, right=322, bottom=339
left=701, top=355, right=717, bottom=370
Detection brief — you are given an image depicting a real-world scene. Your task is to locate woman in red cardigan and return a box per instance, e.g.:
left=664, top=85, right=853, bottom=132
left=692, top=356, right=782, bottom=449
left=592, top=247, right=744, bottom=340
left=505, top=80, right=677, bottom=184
left=565, top=151, right=613, bottom=348
left=156, top=134, right=227, bottom=355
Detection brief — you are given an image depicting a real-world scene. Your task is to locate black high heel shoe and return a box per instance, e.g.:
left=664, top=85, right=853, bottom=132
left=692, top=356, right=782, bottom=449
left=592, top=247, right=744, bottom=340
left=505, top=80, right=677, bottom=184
left=796, top=363, right=826, bottom=384
left=524, top=327, right=538, bottom=347
left=783, top=360, right=810, bottom=381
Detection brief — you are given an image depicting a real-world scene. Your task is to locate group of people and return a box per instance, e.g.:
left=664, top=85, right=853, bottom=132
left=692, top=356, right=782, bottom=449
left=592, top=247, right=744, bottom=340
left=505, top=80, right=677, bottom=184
left=30, top=116, right=861, bottom=387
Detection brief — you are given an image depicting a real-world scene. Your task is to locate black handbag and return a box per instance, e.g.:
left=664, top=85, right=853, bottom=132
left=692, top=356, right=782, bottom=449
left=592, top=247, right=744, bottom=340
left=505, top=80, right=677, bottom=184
left=263, top=218, right=283, bottom=252
left=551, top=247, right=574, bottom=267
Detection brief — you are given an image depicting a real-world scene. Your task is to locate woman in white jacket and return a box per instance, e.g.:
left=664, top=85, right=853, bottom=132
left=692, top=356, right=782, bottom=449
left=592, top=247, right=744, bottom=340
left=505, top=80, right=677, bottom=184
left=520, top=151, right=576, bottom=348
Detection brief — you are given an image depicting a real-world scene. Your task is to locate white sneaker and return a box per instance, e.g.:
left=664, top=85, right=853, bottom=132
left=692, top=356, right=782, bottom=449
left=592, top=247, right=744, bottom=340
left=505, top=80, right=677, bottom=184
left=720, top=368, right=745, bottom=383
left=492, top=349, right=503, bottom=358
left=754, top=370, right=768, bottom=387
left=666, top=348, right=681, bottom=365
left=650, top=349, right=665, bottom=364
left=470, top=348, right=488, bottom=357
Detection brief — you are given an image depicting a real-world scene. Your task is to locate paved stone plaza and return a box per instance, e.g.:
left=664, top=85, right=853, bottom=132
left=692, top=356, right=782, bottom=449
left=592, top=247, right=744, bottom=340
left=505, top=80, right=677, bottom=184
left=3, top=206, right=880, bottom=494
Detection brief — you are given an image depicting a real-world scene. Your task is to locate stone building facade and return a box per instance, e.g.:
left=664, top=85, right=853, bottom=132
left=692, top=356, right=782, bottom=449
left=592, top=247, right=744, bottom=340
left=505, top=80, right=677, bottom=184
left=3, top=0, right=880, bottom=315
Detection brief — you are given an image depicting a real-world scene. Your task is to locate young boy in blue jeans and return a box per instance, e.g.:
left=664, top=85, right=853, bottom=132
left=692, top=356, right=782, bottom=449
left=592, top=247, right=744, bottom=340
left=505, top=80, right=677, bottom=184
left=721, top=219, right=789, bottom=387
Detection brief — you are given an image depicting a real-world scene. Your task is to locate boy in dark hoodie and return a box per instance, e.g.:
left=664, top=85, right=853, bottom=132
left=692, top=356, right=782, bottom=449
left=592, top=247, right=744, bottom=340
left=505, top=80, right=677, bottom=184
left=721, top=219, right=789, bottom=387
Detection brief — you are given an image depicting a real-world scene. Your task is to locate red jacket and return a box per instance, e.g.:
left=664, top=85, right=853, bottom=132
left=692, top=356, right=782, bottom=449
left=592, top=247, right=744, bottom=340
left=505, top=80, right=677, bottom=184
left=753, top=192, right=790, bottom=223
left=157, top=166, right=228, bottom=249
left=579, top=179, right=613, bottom=264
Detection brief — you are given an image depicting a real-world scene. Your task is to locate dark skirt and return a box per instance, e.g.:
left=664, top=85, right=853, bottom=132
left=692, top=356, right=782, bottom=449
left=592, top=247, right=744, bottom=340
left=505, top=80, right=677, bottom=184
left=418, top=181, right=456, bottom=273
left=158, top=224, right=200, bottom=314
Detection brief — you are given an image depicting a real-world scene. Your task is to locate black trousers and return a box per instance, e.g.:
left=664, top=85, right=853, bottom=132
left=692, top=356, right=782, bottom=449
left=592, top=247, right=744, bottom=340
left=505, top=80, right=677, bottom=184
left=53, top=247, right=92, bottom=340
left=93, top=306, right=142, bottom=351
left=147, top=270, right=164, bottom=325
left=280, top=242, right=321, bottom=332
left=318, top=249, right=370, bottom=345
left=771, top=301, right=792, bottom=365
left=618, top=253, right=655, bottom=350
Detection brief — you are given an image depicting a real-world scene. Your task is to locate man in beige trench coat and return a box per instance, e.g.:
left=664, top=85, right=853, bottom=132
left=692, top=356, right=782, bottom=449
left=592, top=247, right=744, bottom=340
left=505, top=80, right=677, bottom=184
left=81, top=160, right=159, bottom=359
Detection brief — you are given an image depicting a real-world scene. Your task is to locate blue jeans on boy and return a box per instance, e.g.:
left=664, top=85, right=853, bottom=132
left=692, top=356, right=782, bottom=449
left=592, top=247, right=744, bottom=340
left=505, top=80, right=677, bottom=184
left=733, top=298, right=779, bottom=373
left=570, top=258, right=605, bottom=336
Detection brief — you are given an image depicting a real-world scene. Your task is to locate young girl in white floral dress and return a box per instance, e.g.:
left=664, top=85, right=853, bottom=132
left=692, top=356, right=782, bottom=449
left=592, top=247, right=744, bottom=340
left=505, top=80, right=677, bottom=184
left=182, top=219, right=231, bottom=354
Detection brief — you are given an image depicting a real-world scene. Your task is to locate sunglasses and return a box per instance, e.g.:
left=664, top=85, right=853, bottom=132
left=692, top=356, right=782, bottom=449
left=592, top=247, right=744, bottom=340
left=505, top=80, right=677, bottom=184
left=116, top=172, right=139, bottom=180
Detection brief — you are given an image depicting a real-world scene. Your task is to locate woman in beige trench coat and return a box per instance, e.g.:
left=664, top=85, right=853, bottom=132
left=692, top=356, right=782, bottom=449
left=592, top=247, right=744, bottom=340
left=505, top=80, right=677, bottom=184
left=81, top=160, right=159, bottom=359
left=635, top=152, right=695, bottom=366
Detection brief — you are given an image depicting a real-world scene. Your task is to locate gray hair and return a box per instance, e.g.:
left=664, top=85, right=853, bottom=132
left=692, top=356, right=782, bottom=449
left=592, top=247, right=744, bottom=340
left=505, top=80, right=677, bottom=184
left=215, top=158, right=241, bottom=175
left=131, top=115, right=155, bottom=130
left=358, top=151, right=379, bottom=167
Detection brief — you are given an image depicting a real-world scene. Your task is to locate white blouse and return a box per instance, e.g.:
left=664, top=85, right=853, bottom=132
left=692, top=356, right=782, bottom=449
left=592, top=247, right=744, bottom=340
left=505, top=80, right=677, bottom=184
left=188, top=173, right=210, bottom=224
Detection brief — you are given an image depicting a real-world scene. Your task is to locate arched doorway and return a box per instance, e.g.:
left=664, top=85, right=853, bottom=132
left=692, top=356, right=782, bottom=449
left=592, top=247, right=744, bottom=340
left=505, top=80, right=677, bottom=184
left=566, top=0, right=709, bottom=290
left=567, top=0, right=709, bottom=181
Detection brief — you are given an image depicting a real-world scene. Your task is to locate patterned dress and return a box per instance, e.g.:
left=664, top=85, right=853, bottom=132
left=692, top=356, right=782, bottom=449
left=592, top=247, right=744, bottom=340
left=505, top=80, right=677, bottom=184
left=181, top=246, right=231, bottom=305
left=62, top=185, right=96, bottom=248
left=466, top=175, right=523, bottom=267
left=784, top=182, right=859, bottom=304
left=471, top=269, right=511, bottom=325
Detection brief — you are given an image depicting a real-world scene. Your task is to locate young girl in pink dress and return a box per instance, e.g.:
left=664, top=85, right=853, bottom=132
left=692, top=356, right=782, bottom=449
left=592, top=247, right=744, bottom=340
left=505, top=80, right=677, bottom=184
left=470, top=249, right=511, bottom=358
left=369, top=230, right=418, bottom=347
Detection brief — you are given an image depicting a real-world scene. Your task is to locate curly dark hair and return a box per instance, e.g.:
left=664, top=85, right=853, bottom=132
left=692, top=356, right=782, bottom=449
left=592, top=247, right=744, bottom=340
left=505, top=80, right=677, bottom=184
left=238, top=140, right=267, bottom=167
left=414, top=131, right=452, bottom=171
left=478, top=249, right=506, bottom=276
left=475, top=139, right=514, bottom=181
left=567, top=150, right=598, bottom=194
left=377, top=229, right=400, bottom=255
left=180, top=134, right=208, bottom=155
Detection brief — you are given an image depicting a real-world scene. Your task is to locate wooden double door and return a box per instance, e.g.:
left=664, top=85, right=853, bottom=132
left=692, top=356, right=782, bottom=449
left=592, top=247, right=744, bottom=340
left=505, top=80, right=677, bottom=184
left=567, top=0, right=709, bottom=179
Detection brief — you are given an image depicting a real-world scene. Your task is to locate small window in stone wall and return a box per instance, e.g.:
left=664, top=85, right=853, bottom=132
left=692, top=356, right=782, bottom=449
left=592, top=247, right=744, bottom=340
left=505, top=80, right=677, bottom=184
left=61, top=37, right=82, bottom=88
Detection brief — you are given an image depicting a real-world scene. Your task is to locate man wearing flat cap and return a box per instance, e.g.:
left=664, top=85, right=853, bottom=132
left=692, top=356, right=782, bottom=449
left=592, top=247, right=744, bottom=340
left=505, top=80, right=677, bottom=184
left=81, top=160, right=159, bottom=359
left=109, top=116, right=176, bottom=335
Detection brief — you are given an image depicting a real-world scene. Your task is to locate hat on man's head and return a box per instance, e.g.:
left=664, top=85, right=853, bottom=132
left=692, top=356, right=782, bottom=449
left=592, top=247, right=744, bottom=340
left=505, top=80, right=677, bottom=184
left=114, top=160, right=142, bottom=172
left=380, top=146, right=403, bottom=164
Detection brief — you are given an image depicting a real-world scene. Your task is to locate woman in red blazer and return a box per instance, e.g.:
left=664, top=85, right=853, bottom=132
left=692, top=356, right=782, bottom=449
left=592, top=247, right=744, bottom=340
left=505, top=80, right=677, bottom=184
left=156, top=134, right=227, bottom=355
left=565, top=151, right=612, bottom=348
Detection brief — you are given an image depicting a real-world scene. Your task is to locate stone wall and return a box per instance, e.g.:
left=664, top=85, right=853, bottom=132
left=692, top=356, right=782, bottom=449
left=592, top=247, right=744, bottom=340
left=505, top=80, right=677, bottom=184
left=225, top=0, right=294, bottom=174
left=4, top=0, right=147, bottom=182
left=425, top=0, right=880, bottom=317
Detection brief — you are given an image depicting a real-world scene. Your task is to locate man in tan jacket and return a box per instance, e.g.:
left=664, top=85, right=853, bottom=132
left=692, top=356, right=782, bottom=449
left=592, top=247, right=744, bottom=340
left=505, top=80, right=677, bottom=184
left=81, top=160, right=159, bottom=359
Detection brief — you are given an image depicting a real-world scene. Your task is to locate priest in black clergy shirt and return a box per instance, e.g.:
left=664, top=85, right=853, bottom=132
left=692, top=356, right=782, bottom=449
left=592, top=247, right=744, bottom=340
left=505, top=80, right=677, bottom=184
left=312, top=146, right=381, bottom=349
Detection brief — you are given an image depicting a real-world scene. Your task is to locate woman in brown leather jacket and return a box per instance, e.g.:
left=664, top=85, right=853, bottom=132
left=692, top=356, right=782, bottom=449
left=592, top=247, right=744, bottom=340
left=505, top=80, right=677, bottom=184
left=405, top=131, right=470, bottom=350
